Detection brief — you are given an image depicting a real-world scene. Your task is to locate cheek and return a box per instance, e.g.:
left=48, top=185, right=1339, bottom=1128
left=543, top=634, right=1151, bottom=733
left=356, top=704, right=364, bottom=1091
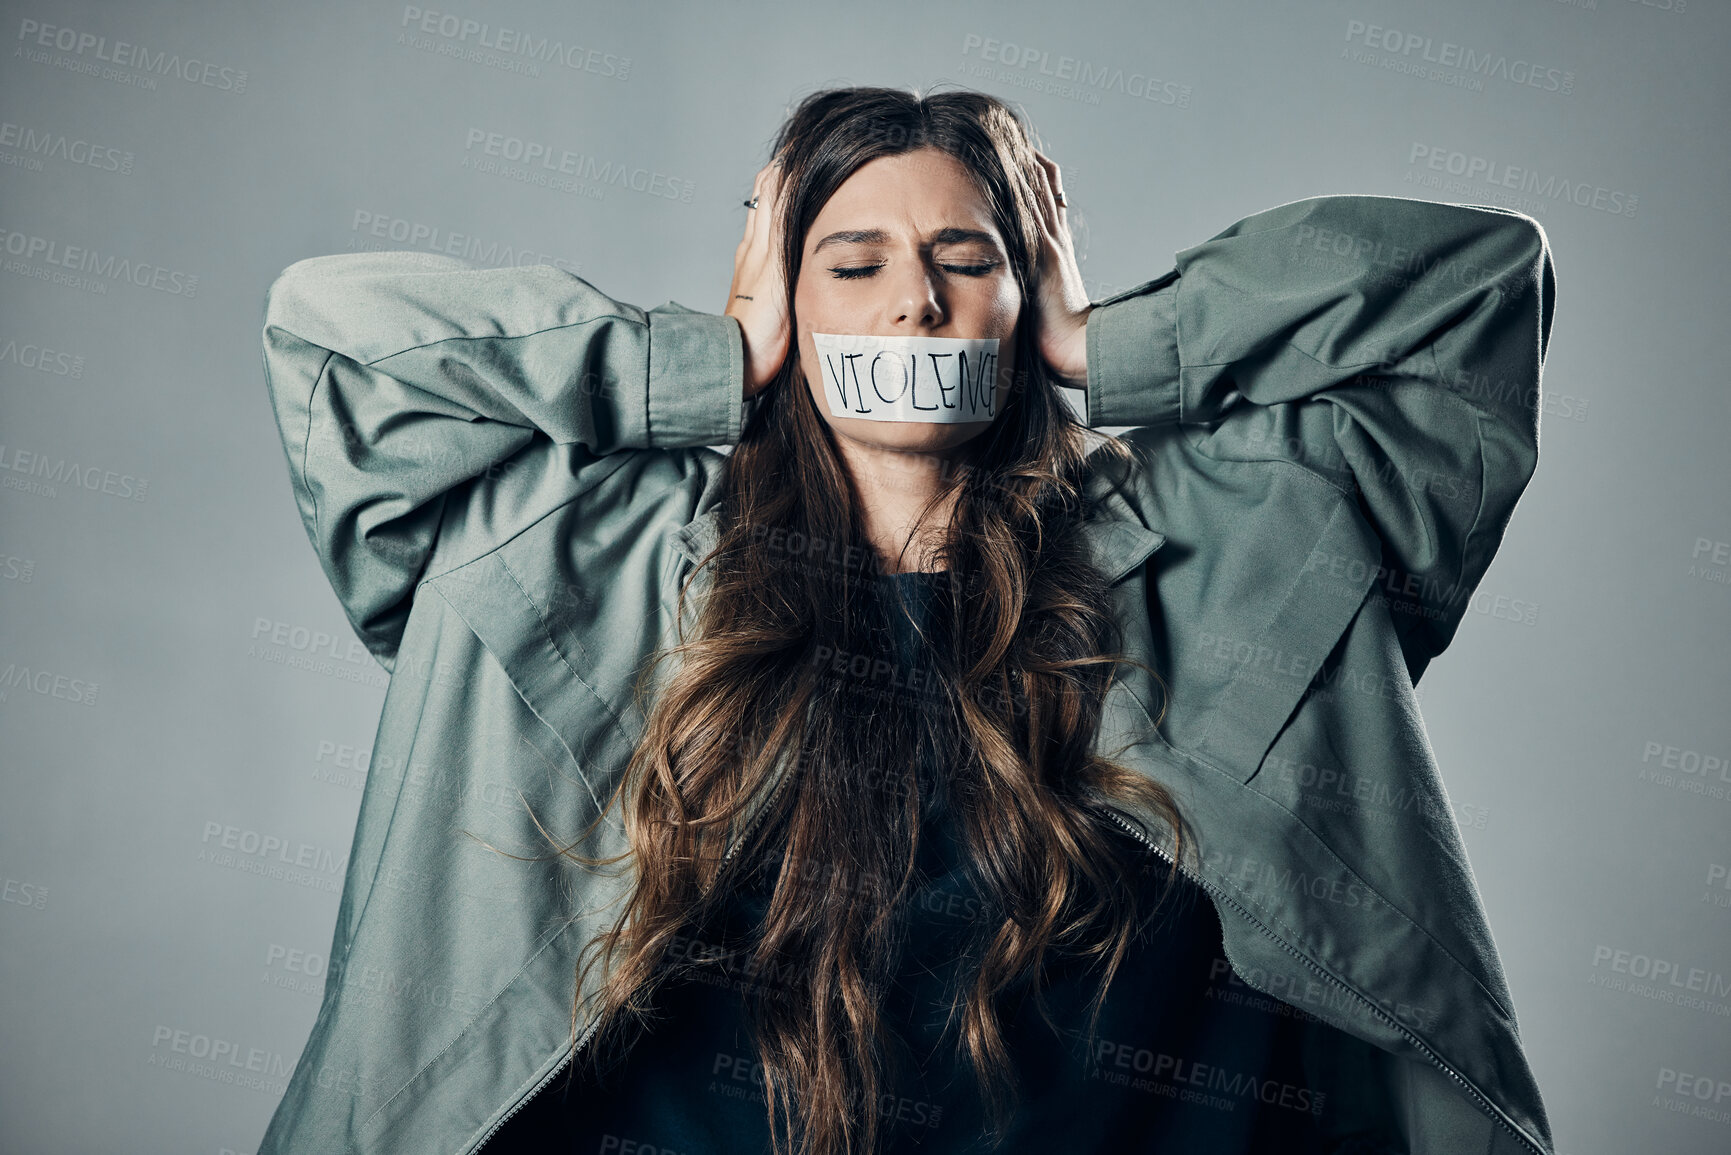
left=992, top=280, right=1023, bottom=333
left=798, top=327, right=840, bottom=425
left=793, top=280, right=835, bottom=387
left=791, top=280, right=818, bottom=400
left=795, top=319, right=822, bottom=383
left=793, top=285, right=872, bottom=414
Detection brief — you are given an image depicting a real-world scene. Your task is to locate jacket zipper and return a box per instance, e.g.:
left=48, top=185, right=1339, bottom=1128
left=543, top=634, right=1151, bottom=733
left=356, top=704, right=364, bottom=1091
left=469, top=770, right=791, bottom=1154
left=1099, top=809, right=1546, bottom=1155
left=719, top=752, right=798, bottom=871
left=468, top=1011, right=600, bottom=1153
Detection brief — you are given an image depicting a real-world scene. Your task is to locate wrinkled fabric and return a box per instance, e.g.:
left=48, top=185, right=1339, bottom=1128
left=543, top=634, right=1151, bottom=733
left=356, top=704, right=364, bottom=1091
left=256, top=194, right=1557, bottom=1155
left=486, top=570, right=1372, bottom=1153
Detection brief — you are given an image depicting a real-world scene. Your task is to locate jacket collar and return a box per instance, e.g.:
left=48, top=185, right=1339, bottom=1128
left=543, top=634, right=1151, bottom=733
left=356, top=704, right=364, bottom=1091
left=669, top=464, right=1166, bottom=585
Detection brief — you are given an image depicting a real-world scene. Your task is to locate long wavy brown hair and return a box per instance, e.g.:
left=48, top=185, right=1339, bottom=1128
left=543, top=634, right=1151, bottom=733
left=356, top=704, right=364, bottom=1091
left=549, top=85, right=1189, bottom=1155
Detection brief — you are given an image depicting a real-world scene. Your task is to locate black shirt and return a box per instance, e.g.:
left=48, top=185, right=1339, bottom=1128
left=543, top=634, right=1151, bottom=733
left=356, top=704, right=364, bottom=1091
left=485, top=571, right=1329, bottom=1153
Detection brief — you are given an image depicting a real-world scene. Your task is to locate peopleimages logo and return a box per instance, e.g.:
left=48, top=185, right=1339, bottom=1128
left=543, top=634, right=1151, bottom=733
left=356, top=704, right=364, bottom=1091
left=1407, top=143, right=1637, bottom=218
left=0, top=335, right=84, bottom=378
left=461, top=128, right=695, bottom=202
left=1654, top=1066, right=1730, bottom=1125
left=0, top=120, right=133, bottom=174
left=1, top=869, right=48, bottom=911
left=1589, top=944, right=1731, bottom=1017
left=0, top=442, right=149, bottom=502
left=14, top=18, right=248, bottom=93
left=1342, top=19, right=1575, bottom=95
left=0, top=660, right=99, bottom=707
left=1638, top=739, right=1731, bottom=802
left=1092, top=1037, right=1327, bottom=1115
left=0, top=227, right=198, bottom=296
left=148, top=1024, right=293, bottom=1090
left=959, top=33, right=1192, bottom=108
left=347, top=210, right=581, bottom=275
left=397, top=6, right=630, bottom=79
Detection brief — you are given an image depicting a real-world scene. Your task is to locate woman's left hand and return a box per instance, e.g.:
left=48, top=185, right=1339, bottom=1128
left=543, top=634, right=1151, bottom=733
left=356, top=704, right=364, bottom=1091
left=1029, top=150, right=1092, bottom=387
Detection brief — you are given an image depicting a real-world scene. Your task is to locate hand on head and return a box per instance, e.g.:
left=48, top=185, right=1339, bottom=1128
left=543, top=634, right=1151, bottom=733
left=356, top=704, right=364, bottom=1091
left=726, top=158, right=792, bottom=398
left=1028, top=150, right=1093, bottom=386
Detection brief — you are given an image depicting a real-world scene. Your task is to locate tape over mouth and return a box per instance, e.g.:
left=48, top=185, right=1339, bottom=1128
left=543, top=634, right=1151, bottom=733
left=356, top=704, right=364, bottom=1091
left=812, top=332, right=1002, bottom=423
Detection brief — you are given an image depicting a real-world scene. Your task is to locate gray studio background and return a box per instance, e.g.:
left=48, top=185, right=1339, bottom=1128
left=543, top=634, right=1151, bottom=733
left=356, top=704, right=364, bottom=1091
left=2, top=0, right=1727, bottom=1152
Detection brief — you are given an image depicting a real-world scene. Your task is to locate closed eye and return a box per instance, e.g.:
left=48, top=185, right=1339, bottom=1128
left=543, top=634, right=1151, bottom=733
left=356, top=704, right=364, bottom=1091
left=828, top=261, right=1000, bottom=280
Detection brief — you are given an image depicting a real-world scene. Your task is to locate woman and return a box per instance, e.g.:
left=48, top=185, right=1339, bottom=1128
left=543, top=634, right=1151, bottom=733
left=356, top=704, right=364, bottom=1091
left=255, top=86, right=1556, bottom=1155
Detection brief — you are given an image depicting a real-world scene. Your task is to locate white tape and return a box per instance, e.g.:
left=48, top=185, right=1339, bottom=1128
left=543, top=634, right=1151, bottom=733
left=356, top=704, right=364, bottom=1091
left=812, top=332, right=1001, bottom=423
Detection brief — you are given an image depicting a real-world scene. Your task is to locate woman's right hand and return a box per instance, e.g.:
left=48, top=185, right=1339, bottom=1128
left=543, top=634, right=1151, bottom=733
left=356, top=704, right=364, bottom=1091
left=725, top=159, right=791, bottom=399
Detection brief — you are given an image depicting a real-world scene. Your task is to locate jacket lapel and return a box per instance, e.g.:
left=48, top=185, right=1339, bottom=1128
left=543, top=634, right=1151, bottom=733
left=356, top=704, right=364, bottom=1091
left=667, top=502, right=1168, bottom=586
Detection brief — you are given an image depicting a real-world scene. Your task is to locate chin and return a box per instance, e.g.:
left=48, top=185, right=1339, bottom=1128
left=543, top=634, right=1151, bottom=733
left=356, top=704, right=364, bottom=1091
left=828, top=416, right=994, bottom=457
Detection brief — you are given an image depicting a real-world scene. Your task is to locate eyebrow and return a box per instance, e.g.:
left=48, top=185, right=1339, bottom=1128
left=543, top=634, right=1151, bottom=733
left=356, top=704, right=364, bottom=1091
left=811, top=227, right=1001, bottom=253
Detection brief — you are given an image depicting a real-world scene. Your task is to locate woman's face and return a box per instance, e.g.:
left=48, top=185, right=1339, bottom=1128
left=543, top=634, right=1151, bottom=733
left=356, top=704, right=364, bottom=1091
left=793, top=147, right=1021, bottom=456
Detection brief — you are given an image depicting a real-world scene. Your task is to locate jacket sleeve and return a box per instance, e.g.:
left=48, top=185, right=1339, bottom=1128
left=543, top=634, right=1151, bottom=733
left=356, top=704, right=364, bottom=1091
left=260, top=251, right=744, bottom=670
left=1084, top=194, right=1556, bottom=680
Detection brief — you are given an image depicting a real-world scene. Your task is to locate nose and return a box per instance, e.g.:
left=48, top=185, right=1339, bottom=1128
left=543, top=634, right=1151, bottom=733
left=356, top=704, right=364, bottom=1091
left=884, top=257, right=945, bottom=332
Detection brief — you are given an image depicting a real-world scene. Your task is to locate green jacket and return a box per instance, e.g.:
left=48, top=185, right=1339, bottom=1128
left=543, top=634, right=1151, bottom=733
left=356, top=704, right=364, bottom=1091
left=257, top=193, right=1557, bottom=1154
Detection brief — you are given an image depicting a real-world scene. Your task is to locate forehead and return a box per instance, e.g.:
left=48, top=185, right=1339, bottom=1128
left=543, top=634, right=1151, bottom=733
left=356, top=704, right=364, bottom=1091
left=805, top=148, right=999, bottom=242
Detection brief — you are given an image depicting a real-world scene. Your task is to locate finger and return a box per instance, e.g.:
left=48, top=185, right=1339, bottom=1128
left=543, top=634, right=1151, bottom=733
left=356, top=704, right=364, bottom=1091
left=758, top=162, right=778, bottom=214
left=755, top=159, right=786, bottom=231
left=754, top=174, right=782, bottom=264
left=1033, top=151, right=1067, bottom=211
left=1042, top=156, right=1067, bottom=217
left=762, top=165, right=789, bottom=265
left=1030, top=155, right=1059, bottom=237
left=743, top=166, right=769, bottom=247
left=766, top=168, right=786, bottom=237
left=1037, top=153, right=1060, bottom=216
